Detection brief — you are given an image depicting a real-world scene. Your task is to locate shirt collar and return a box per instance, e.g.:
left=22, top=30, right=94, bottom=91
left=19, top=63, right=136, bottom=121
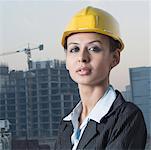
left=63, top=85, right=116, bottom=123
left=63, top=101, right=82, bottom=121
left=88, top=85, right=116, bottom=123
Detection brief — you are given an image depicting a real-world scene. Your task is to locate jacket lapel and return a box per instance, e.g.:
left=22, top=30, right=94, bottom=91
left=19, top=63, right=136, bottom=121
left=77, top=120, right=98, bottom=149
left=105, top=90, right=125, bottom=118
left=61, top=121, right=73, bottom=148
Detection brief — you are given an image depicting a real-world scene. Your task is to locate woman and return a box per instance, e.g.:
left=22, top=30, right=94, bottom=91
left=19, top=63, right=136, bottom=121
left=55, top=6, right=147, bottom=150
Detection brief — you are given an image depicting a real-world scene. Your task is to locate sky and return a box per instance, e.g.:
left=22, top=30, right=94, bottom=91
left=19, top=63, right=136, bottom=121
left=0, top=0, right=150, bottom=91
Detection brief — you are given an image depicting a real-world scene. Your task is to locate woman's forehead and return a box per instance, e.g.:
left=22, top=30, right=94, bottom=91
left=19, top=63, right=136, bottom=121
left=67, top=32, right=109, bottom=45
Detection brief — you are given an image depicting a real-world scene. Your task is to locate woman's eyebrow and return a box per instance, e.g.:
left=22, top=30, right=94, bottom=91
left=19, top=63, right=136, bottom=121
left=88, top=40, right=103, bottom=44
left=67, top=42, right=79, bottom=46
left=67, top=40, right=103, bottom=46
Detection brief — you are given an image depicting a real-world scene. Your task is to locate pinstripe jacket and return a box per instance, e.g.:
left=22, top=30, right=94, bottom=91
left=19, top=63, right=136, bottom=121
left=55, top=91, right=147, bottom=150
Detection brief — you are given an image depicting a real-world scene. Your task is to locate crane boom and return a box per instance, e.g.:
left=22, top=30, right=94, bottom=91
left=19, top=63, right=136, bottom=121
left=0, top=50, right=20, bottom=56
left=0, top=44, right=43, bottom=56
left=0, top=44, right=44, bottom=70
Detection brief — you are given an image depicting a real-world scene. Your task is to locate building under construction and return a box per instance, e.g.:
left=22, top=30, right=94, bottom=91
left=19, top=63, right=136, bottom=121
left=0, top=60, right=80, bottom=149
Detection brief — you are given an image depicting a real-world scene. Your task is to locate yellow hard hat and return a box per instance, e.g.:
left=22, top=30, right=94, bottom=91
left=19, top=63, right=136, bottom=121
left=61, top=6, right=124, bottom=51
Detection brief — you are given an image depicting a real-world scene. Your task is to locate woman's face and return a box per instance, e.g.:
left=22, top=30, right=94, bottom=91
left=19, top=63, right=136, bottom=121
left=66, top=32, right=120, bottom=87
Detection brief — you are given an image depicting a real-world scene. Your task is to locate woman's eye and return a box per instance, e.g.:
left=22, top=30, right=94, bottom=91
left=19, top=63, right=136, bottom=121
left=88, top=46, right=102, bottom=52
left=69, top=47, right=80, bottom=53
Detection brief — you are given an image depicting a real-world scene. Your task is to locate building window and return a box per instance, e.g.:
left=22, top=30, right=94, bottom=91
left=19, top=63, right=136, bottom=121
left=18, top=98, right=26, bottom=104
left=52, top=116, right=61, bottom=122
left=52, top=130, right=58, bottom=136
left=36, top=63, right=41, bottom=69
left=40, top=123, right=50, bottom=129
left=32, top=97, right=37, bottom=103
left=51, top=83, right=58, bottom=88
left=51, top=89, right=59, bottom=94
left=18, top=104, right=26, bottom=110
left=19, top=111, right=26, bottom=117
left=60, top=83, right=68, bottom=88
left=31, top=84, right=37, bottom=89
left=7, top=93, right=15, bottom=98
left=18, top=92, right=26, bottom=97
left=0, top=112, right=5, bottom=118
left=31, top=91, right=37, bottom=96
left=18, top=118, right=26, bottom=123
left=40, top=110, right=49, bottom=115
left=0, top=106, right=5, bottom=111
left=40, top=116, right=49, bottom=122
left=19, top=124, right=26, bottom=130
left=32, top=123, right=38, bottom=129
left=32, top=104, right=37, bottom=110
left=51, top=109, right=61, bottom=115
left=60, top=76, right=68, bottom=81
left=64, top=95, right=71, bottom=101
left=51, top=69, right=58, bottom=75
left=40, top=90, right=48, bottom=96
left=0, top=94, right=5, bottom=99
left=39, top=96, right=49, bottom=103
left=39, top=83, right=48, bottom=88
left=39, top=103, right=49, bottom=109
left=7, top=105, right=15, bottom=111
left=64, top=102, right=71, bottom=108
left=52, top=76, right=58, bottom=81
left=52, top=123, right=59, bottom=129
left=38, top=69, right=48, bottom=76
left=51, top=102, right=61, bottom=108
left=32, top=130, right=38, bottom=137
left=38, top=76, right=48, bottom=82
left=60, top=89, right=68, bottom=93
left=60, top=70, right=67, bottom=75
left=32, top=117, right=38, bottom=122
left=51, top=95, right=60, bottom=100
left=32, top=110, right=38, bottom=116
left=8, top=112, right=16, bottom=118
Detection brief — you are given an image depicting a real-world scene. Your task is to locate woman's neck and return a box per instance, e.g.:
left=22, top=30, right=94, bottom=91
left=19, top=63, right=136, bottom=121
left=78, top=83, right=109, bottom=124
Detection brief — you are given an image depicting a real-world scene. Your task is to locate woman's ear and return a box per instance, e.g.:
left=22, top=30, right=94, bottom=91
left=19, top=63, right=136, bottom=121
left=111, top=49, right=120, bottom=69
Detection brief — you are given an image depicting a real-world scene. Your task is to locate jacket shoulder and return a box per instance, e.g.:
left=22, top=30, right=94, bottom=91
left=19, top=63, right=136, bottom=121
left=115, top=90, right=143, bottom=114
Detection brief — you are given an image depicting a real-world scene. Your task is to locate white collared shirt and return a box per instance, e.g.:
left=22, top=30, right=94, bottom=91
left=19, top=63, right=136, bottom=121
left=63, top=85, right=116, bottom=150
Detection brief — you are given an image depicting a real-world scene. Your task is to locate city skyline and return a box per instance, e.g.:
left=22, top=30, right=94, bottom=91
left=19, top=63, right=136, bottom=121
left=0, top=0, right=150, bottom=91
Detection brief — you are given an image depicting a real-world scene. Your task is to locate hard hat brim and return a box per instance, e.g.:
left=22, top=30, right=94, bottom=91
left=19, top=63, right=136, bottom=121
left=62, top=29, right=124, bottom=51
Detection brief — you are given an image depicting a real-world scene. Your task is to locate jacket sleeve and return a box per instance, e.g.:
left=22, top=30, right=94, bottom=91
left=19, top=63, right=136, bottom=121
left=106, top=104, right=147, bottom=150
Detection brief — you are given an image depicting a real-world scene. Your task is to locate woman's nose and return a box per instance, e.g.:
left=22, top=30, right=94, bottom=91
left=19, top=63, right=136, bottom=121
left=78, top=50, right=90, bottom=63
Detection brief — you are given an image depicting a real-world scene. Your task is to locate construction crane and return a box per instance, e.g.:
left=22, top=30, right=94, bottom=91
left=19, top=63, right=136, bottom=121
left=0, top=43, right=44, bottom=70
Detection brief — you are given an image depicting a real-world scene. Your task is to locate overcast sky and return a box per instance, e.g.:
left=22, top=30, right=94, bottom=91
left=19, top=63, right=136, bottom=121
left=0, top=0, right=150, bottom=90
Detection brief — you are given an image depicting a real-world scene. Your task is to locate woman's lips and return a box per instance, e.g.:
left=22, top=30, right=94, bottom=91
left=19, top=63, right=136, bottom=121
left=76, top=67, right=91, bottom=75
